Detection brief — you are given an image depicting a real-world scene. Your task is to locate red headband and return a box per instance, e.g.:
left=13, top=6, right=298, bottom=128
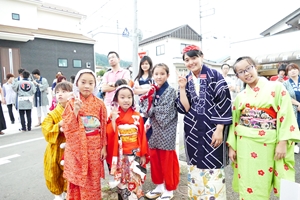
left=182, top=45, right=200, bottom=54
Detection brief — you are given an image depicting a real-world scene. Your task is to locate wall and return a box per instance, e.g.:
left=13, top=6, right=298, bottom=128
left=0, top=39, right=94, bottom=83
left=0, top=0, right=38, bottom=29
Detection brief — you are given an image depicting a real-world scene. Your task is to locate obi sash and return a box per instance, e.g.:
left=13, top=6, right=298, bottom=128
left=239, top=106, right=276, bottom=130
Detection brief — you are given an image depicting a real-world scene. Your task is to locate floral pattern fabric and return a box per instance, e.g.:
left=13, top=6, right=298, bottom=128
left=188, top=166, right=226, bottom=200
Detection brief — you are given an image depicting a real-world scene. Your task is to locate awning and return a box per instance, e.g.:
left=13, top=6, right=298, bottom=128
left=254, top=50, right=300, bottom=64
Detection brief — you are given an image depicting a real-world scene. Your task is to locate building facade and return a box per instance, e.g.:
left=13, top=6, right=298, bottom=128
left=0, top=0, right=95, bottom=84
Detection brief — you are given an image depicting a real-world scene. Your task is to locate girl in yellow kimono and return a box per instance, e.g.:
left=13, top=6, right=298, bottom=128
left=41, top=82, right=73, bottom=200
left=227, top=56, right=300, bottom=199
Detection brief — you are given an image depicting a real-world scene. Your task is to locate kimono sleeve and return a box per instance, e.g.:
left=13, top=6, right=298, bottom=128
left=137, top=115, right=148, bottom=157
left=211, top=74, right=232, bottom=124
left=40, top=78, right=49, bottom=92
left=226, top=97, right=240, bottom=151
left=41, top=114, right=60, bottom=144
left=62, top=100, right=80, bottom=134
left=275, top=84, right=300, bottom=142
left=153, top=88, right=177, bottom=128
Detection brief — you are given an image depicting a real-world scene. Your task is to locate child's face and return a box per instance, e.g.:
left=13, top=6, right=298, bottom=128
left=141, top=60, right=150, bottom=72
left=77, top=73, right=95, bottom=98
left=153, top=66, right=169, bottom=87
left=117, top=88, right=133, bottom=111
left=55, top=88, right=70, bottom=106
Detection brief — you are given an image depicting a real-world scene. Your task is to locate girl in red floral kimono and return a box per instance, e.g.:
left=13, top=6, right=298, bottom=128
left=62, top=69, right=107, bottom=200
left=106, top=85, right=148, bottom=200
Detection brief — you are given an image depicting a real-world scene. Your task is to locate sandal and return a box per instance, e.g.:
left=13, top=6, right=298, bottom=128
left=145, top=190, right=162, bottom=199
left=157, top=195, right=174, bottom=200
left=0, top=131, right=4, bottom=135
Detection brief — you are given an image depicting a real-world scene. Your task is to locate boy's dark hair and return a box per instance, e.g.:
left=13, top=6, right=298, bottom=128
left=55, top=82, right=73, bottom=93
left=277, top=63, right=287, bottom=74
left=22, top=70, right=30, bottom=79
left=32, top=69, right=41, bottom=75
left=115, top=79, right=128, bottom=87
left=6, top=73, right=14, bottom=80
left=18, top=68, right=25, bottom=75
left=107, top=51, right=119, bottom=58
left=70, top=75, right=75, bottom=83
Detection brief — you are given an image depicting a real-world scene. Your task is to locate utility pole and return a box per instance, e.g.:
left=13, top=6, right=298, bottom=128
left=132, top=0, right=138, bottom=79
left=117, top=20, right=120, bottom=53
left=199, top=0, right=202, bottom=49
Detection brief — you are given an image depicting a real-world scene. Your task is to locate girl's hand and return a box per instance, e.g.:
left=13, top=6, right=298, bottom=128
left=140, top=156, right=146, bottom=166
left=177, top=71, right=187, bottom=89
left=111, top=103, right=119, bottom=121
left=58, top=120, right=63, bottom=127
left=74, top=97, right=82, bottom=116
left=297, top=104, right=300, bottom=112
left=228, top=146, right=236, bottom=163
left=100, top=146, right=107, bottom=161
left=274, top=140, right=287, bottom=161
left=211, top=126, right=223, bottom=148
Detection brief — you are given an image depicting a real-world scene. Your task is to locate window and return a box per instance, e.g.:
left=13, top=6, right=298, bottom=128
left=12, top=13, right=20, bottom=20
left=180, top=43, right=191, bottom=54
left=156, top=45, right=165, bottom=56
left=58, top=59, right=68, bottom=68
left=73, top=59, right=82, bottom=68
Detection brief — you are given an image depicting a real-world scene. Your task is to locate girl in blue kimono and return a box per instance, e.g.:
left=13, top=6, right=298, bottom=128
left=176, top=45, right=232, bottom=200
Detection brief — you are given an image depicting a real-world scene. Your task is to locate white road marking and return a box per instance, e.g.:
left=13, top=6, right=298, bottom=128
left=0, top=154, right=21, bottom=165
left=0, top=137, right=44, bottom=149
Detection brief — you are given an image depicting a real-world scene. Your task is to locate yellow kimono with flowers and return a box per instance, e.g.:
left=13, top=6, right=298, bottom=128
left=227, top=78, right=300, bottom=199
left=41, top=103, right=67, bottom=195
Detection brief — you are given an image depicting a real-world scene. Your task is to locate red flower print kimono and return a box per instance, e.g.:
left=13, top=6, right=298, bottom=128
left=227, top=77, right=300, bottom=199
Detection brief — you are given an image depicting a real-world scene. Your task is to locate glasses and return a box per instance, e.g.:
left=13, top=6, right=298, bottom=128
left=236, top=65, right=254, bottom=76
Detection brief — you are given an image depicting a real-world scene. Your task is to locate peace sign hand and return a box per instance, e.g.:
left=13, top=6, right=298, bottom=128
left=176, top=71, right=187, bottom=89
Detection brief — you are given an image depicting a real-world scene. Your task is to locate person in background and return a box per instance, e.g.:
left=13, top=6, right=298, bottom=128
left=0, top=83, right=7, bottom=135
left=177, top=45, right=232, bottom=199
left=221, top=63, right=235, bottom=99
left=14, top=68, right=25, bottom=111
left=52, top=74, right=62, bottom=91
left=12, top=70, right=36, bottom=132
left=101, top=51, right=130, bottom=113
left=133, top=56, right=153, bottom=96
left=270, top=63, right=288, bottom=82
left=69, top=75, right=75, bottom=84
left=32, top=69, right=49, bottom=126
left=283, top=63, right=300, bottom=154
left=41, top=82, right=73, bottom=200
left=2, top=73, right=17, bottom=124
left=227, top=56, right=300, bottom=199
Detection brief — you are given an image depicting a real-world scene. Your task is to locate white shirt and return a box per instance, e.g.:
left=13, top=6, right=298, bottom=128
left=3, top=82, right=17, bottom=105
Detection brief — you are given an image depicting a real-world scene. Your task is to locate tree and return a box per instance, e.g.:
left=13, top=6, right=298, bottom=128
left=97, top=69, right=106, bottom=77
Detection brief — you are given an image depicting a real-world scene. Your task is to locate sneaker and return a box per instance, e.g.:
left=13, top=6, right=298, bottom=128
left=294, top=145, right=299, bottom=154
left=19, top=128, right=26, bottom=132
left=0, top=131, right=5, bottom=135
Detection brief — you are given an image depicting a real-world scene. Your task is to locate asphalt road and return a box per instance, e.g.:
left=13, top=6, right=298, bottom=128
left=1, top=108, right=300, bottom=200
